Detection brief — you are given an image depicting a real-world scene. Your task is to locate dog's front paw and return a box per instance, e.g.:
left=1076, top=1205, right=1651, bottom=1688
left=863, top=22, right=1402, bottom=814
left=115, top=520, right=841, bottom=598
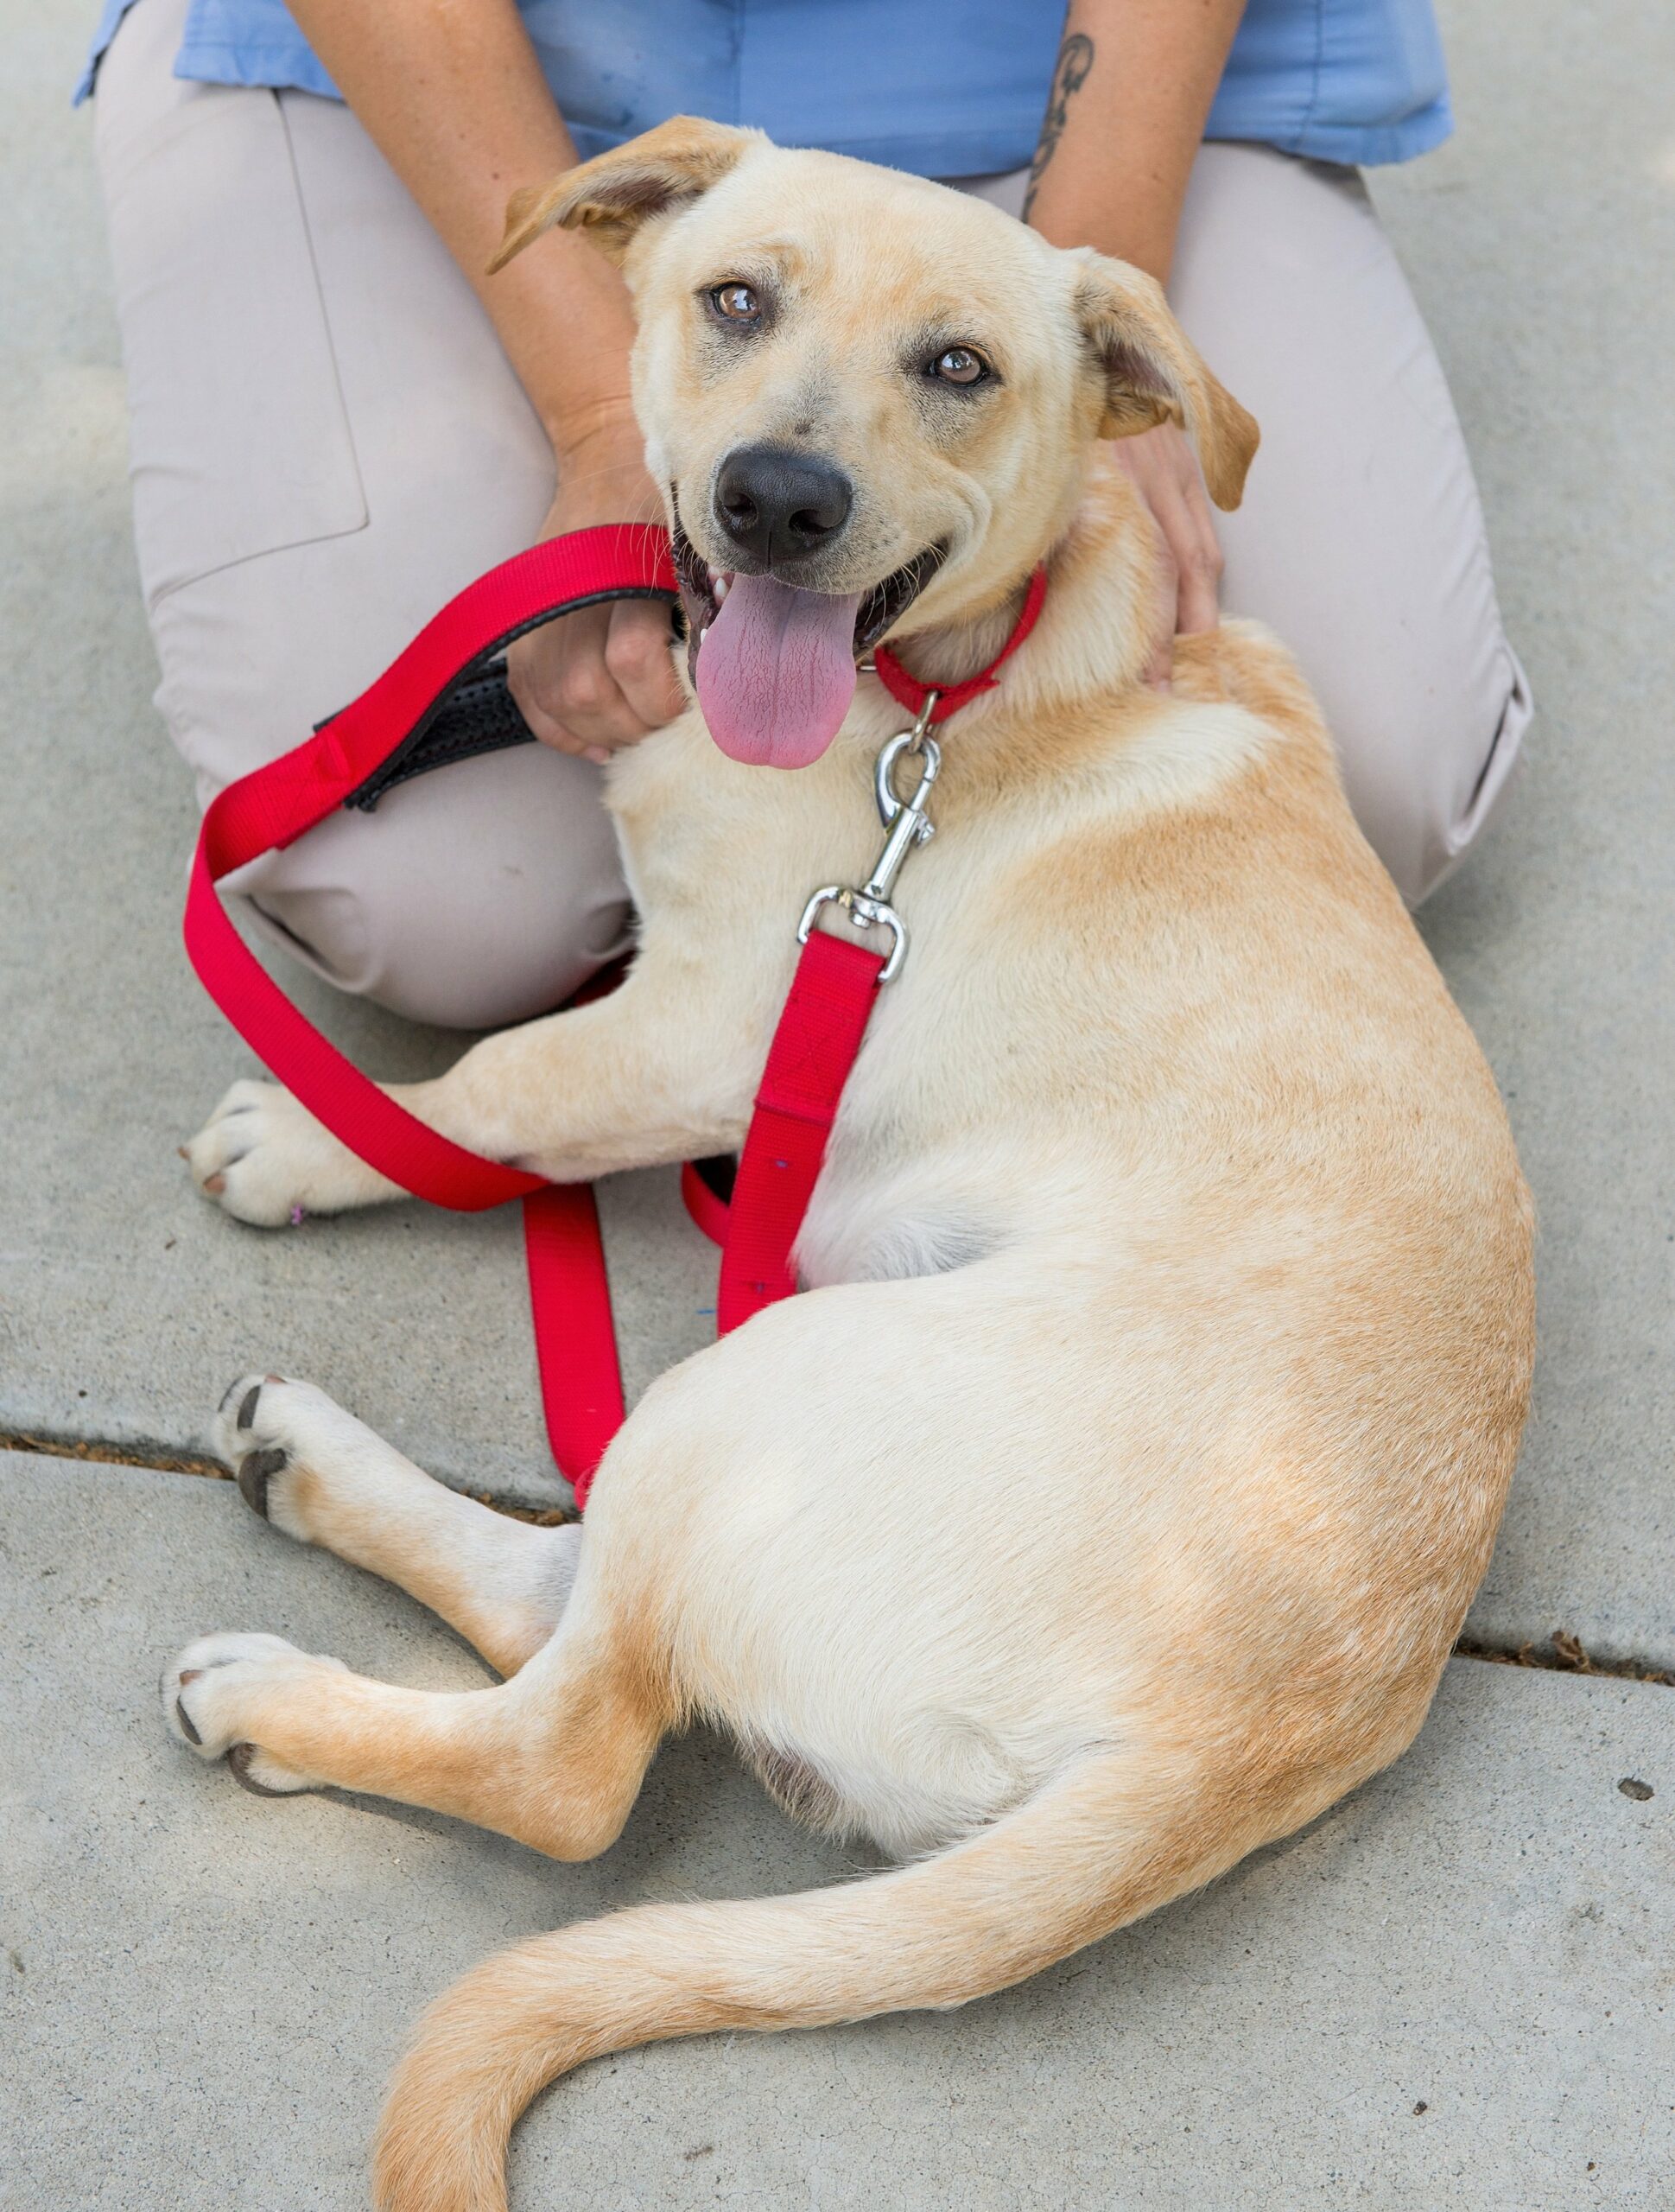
left=181, top=1079, right=400, bottom=1226
left=162, top=1631, right=346, bottom=1795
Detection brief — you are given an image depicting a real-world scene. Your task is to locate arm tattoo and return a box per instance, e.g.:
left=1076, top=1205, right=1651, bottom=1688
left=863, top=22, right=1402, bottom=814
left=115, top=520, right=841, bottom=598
left=1023, top=30, right=1095, bottom=222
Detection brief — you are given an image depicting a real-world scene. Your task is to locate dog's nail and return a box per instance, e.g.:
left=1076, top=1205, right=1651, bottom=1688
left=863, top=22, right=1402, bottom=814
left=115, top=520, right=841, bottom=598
left=175, top=1694, right=203, bottom=1746
left=226, top=1742, right=289, bottom=1797
left=204, top=1173, right=225, bottom=1196
left=176, top=1146, right=189, bottom=1161
left=237, top=1446, right=287, bottom=1520
left=264, top=1373, right=285, bottom=1385
left=236, top=1383, right=263, bottom=1431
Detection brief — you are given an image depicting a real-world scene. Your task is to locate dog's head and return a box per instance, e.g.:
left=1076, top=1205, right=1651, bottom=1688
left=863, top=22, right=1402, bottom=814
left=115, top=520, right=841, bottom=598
left=494, top=121, right=1258, bottom=768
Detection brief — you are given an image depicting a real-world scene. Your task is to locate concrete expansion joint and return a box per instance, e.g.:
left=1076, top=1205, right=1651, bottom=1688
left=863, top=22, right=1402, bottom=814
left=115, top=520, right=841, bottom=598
left=0, top=1425, right=578, bottom=1524
left=1, top=1426, right=224, bottom=1478
left=1454, top=1634, right=1675, bottom=1692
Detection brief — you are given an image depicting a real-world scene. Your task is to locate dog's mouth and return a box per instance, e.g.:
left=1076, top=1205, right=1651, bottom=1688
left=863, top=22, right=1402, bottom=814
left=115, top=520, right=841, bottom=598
left=673, top=512, right=946, bottom=769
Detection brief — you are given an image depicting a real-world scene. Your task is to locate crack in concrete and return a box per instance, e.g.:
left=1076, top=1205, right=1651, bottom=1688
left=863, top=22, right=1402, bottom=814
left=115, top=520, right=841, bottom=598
left=2, top=1431, right=1666, bottom=1681
left=0, top=1427, right=225, bottom=1478
left=1455, top=1632, right=1674, bottom=1690
left=0, top=1426, right=576, bottom=1525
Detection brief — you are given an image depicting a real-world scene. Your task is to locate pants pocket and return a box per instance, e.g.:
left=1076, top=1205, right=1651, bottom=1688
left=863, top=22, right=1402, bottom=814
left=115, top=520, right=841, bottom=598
left=99, top=82, right=368, bottom=607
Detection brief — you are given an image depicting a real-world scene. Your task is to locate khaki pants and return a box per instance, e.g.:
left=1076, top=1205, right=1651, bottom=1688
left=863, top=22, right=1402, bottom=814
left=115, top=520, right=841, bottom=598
left=93, top=0, right=1529, bottom=1027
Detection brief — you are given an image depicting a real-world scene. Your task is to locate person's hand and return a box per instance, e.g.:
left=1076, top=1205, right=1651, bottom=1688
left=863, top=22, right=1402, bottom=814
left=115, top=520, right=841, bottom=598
left=506, top=410, right=686, bottom=764
left=1110, top=420, right=1223, bottom=689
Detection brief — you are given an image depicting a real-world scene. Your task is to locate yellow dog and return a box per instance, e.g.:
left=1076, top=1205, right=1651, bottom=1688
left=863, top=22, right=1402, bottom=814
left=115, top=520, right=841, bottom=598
left=173, top=121, right=1533, bottom=2212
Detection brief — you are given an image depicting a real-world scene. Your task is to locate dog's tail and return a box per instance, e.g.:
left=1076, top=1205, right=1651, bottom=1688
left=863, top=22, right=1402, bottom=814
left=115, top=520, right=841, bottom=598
left=371, top=1748, right=1297, bottom=2212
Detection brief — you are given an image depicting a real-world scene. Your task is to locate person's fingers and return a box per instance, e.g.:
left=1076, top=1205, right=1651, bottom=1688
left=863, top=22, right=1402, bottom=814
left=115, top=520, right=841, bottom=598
left=1172, top=543, right=1221, bottom=636
left=504, top=662, right=585, bottom=755
left=601, top=598, right=685, bottom=728
left=549, top=650, right=639, bottom=747
left=504, top=605, right=600, bottom=752
left=506, top=687, right=600, bottom=758
left=506, top=605, right=655, bottom=755
left=1171, top=467, right=1224, bottom=637
left=1140, top=466, right=1220, bottom=653
left=1111, top=422, right=1224, bottom=676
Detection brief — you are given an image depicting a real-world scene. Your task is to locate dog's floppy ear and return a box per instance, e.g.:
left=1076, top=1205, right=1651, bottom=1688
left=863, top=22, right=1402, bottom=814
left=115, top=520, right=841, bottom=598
left=489, top=118, right=760, bottom=274
left=1073, top=254, right=1259, bottom=512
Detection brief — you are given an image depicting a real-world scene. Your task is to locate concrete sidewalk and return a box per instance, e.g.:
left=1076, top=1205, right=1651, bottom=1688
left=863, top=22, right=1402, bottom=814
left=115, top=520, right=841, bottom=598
left=3, top=0, right=1673, bottom=2202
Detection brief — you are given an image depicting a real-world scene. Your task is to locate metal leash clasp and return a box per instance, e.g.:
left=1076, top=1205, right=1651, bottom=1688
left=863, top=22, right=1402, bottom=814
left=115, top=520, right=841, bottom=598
left=797, top=692, right=941, bottom=982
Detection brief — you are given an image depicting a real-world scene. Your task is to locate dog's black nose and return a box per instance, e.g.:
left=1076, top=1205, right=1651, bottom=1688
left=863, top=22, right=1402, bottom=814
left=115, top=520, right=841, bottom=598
left=714, top=446, right=853, bottom=569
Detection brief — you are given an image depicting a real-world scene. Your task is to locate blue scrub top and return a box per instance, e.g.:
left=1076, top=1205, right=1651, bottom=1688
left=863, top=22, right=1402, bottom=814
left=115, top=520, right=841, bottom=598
left=76, top=0, right=1452, bottom=173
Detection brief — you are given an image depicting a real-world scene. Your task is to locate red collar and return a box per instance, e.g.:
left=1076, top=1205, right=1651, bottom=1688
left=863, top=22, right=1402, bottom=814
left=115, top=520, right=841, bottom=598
left=872, top=564, right=1048, bottom=725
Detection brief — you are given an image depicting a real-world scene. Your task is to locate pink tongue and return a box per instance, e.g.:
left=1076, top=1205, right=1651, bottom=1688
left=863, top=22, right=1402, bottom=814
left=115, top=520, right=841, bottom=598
left=695, top=572, right=863, bottom=768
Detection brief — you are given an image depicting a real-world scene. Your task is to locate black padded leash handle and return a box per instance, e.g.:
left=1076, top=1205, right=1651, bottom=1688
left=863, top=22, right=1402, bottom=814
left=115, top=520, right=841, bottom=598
left=343, top=662, right=534, bottom=811
left=333, top=588, right=682, bottom=814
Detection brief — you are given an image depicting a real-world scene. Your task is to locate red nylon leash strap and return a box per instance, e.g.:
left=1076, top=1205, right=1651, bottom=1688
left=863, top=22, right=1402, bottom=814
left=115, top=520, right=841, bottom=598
left=185, top=525, right=676, bottom=1495
left=521, top=1185, right=625, bottom=1501
left=717, top=931, right=885, bottom=1333
left=528, top=926, right=882, bottom=1499
left=187, top=524, right=677, bottom=1207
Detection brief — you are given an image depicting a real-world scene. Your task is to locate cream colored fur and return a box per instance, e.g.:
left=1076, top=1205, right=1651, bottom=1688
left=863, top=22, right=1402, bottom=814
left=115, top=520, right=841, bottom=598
left=170, top=124, right=1532, bottom=2212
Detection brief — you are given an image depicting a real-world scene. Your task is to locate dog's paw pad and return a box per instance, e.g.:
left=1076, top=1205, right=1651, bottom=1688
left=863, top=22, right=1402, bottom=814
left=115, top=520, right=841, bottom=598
left=236, top=1446, right=289, bottom=1520
left=218, top=1371, right=286, bottom=1421
left=226, top=1739, right=314, bottom=1796
left=210, top=1374, right=349, bottom=1541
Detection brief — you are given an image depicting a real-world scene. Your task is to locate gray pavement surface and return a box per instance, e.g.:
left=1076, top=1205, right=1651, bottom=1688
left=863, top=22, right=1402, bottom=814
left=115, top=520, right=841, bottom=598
left=3, top=0, right=1675, bottom=2202
left=5, top=1450, right=1673, bottom=2211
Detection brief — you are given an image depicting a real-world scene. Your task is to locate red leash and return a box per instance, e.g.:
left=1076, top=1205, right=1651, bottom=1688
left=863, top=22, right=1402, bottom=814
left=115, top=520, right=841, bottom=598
left=185, top=525, right=1041, bottom=1509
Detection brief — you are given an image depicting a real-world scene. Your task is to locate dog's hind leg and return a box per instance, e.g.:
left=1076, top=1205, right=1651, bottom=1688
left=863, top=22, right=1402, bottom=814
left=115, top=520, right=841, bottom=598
left=162, top=1568, right=667, bottom=1856
left=212, top=1373, right=579, bottom=1677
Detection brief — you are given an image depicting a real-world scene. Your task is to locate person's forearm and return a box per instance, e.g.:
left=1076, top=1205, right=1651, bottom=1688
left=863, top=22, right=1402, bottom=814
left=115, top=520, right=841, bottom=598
left=282, top=0, right=635, bottom=454
left=1023, top=0, right=1247, bottom=282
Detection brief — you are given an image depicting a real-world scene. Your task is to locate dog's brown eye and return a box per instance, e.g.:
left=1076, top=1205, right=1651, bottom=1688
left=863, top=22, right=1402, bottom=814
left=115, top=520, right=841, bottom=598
left=711, top=283, right=760, bottom=321
left=929, top=346, right=988, bottom=386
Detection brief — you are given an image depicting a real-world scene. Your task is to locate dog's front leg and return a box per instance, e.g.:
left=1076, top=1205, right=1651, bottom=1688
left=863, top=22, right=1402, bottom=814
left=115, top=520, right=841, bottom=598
left=183, top=951, right=766, bottom=1227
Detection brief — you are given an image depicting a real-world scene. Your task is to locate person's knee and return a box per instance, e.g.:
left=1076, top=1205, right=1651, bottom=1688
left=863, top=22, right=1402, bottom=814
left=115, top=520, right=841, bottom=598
left=242, top=753, right=631, bottom=1028
left=377, top=876, right=630, bottom=1028
left=1335, top=649, right=1532, bottom=907
left=248, top=863, right=630, bottom=1029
